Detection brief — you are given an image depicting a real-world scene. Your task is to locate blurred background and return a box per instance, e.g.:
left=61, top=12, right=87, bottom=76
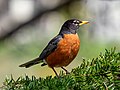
left=0, top=0, right=120, bottom=85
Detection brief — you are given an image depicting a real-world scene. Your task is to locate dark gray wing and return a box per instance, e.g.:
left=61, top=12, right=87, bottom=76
left=39, top=35, right=62, bottom=60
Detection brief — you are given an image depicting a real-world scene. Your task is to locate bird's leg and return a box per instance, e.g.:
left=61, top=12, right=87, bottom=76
left=61, top=67, right=70, bottom=74
left=51, top=67, right=59, bottom=77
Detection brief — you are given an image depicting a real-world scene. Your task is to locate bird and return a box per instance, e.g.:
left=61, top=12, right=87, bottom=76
left=19, top=19, right=89, bottom=77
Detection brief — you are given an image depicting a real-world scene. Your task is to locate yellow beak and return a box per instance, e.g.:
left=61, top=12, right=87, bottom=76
left=79, top=21, right=89, bottom=26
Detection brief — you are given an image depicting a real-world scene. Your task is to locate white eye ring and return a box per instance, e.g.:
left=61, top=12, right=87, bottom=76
left=75, top=23, right=78, bottom=26
left=76, top=20, right=79, bottom=23
left=73, top=20, right=79, bottom=24
left=73, top=20, right=77, bottom=23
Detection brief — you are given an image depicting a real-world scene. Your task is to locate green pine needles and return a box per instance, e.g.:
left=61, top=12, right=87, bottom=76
left=1, top=48, right=120, bottom=90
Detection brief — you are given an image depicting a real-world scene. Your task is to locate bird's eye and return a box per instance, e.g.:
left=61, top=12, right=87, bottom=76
left=73, top=20, right=79, bottom=25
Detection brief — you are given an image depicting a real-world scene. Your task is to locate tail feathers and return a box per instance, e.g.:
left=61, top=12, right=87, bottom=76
left=19, top=57, right=42, bottom=68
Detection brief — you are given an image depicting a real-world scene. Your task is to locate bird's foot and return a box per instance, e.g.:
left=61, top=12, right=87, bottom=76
left=61, top=67, right=70, bottom=74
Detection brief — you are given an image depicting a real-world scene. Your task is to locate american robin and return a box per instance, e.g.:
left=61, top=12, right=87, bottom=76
left=19, top=19, right=89, bottom=77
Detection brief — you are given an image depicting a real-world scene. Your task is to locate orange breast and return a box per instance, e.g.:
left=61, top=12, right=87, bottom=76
left=45, top=34, right=80, bottom=67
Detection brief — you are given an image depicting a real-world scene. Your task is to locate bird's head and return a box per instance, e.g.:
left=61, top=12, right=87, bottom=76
left=59, top=19, right=89, bottom=34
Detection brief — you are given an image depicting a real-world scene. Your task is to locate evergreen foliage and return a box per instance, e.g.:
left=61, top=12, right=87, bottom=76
left=1, top=48, right=120, bottom=90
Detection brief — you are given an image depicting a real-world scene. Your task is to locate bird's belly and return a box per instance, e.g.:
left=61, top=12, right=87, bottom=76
left=46, top=34, right=80, bottom=67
